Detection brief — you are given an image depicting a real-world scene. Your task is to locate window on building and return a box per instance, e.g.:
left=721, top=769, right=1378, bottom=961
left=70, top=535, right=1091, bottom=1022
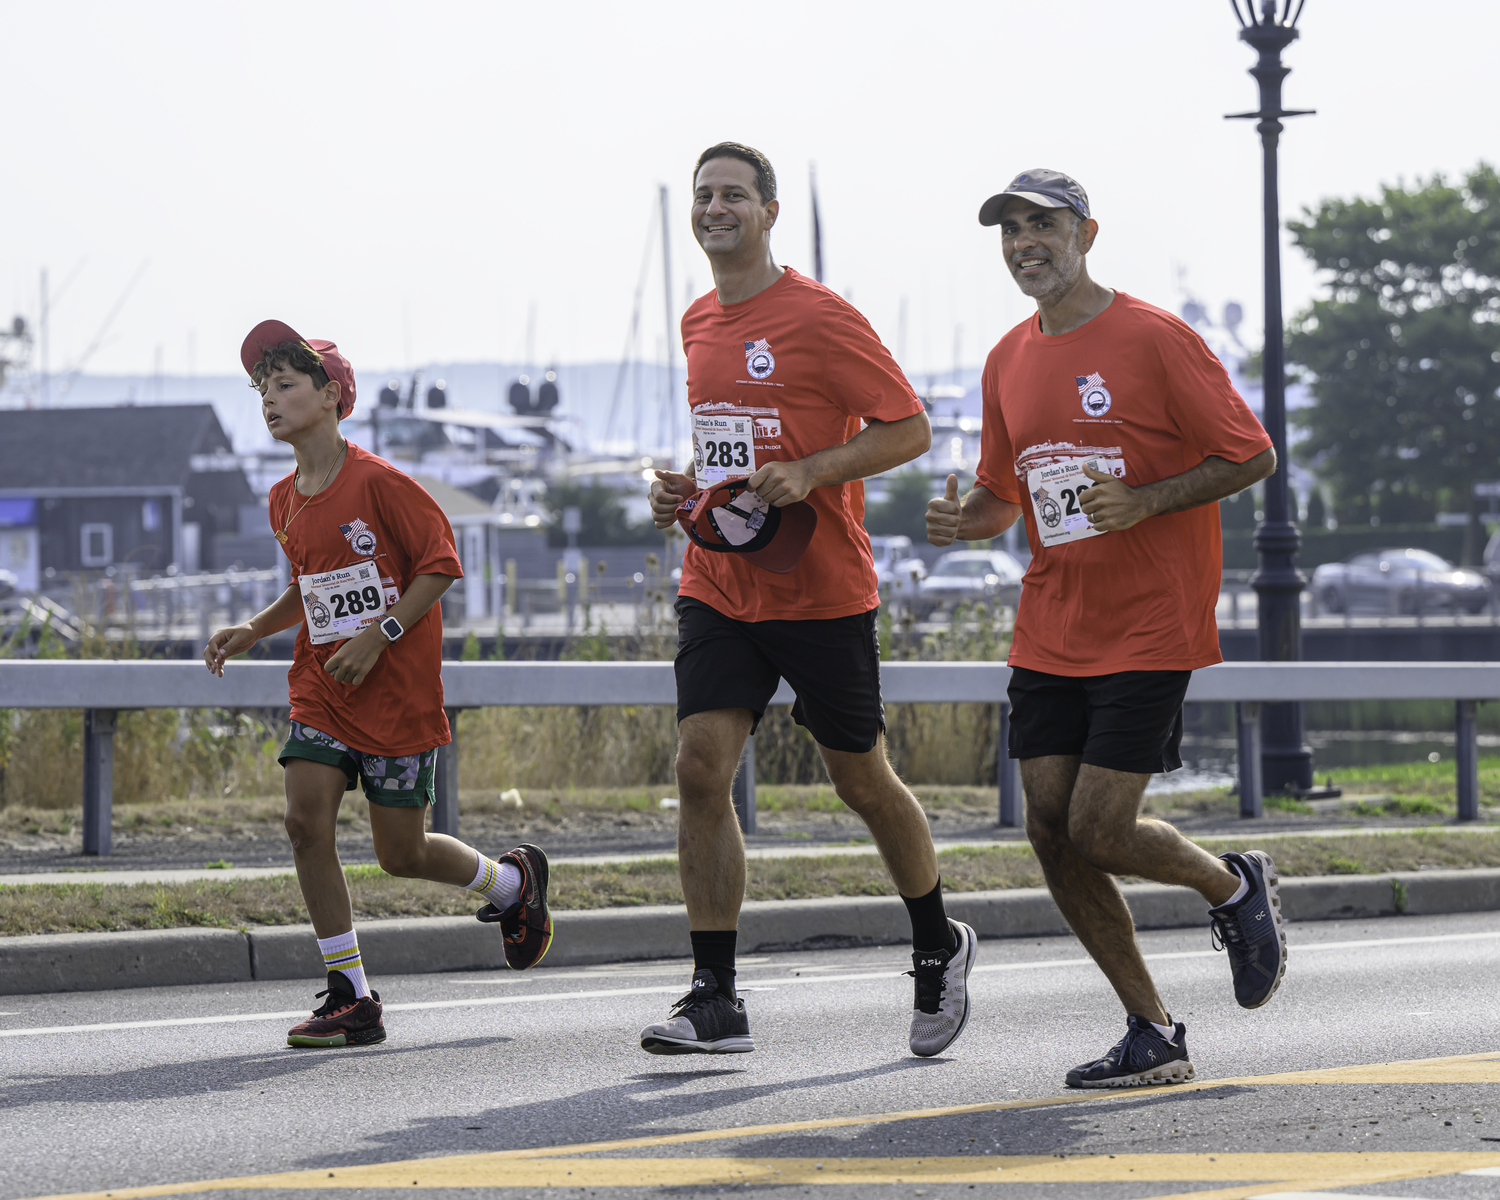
left=141, top=498, right=161, bottom=532
left=80, top=523, right=113, bottom=567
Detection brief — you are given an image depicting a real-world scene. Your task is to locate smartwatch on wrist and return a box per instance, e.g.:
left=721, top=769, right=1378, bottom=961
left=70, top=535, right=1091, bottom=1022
left=378, top=615, right=404, bottom=643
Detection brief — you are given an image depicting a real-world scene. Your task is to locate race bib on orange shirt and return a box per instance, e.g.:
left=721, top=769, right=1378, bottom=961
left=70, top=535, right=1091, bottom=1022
left=1026, top=454, right=1125, bottom=549
left=298, top=560, right=388, bottom=645
left=692, top=411, right=756, bottom=486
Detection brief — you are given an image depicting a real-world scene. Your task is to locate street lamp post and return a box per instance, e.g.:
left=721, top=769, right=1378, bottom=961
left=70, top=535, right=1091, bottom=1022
left=1227, top=0, right=1316, bottom=794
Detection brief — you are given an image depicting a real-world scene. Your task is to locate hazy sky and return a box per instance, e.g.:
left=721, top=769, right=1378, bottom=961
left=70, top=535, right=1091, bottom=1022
left=3, top=0, right=1495, bottom=387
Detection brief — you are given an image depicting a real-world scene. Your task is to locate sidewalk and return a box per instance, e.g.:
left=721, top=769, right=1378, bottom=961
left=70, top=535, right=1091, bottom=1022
left=4, top=823, right=1498, bottom=889
left=4, top=867, right=1499, bottom=997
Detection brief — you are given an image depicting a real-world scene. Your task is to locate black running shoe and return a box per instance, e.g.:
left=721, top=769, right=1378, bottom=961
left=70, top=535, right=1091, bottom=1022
left=1065, top=1014, right=1193, bottom=1089
left=639, top=968, right=754, bottom=1055
left=1209, top=849, right=1287, bottom=1009
left=286, top=971, right=385, bottom=1048
left=476, top=843, right=553, bottom=970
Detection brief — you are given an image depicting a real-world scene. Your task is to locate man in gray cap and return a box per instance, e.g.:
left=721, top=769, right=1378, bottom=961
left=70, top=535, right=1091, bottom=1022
left=927, top=170, right=1283, bottom=1089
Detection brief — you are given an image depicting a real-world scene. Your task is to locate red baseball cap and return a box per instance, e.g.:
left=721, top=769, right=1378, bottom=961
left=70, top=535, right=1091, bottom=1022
left=676, top=478, right=818, bottom=575
left=240, top=319, right=357, bottom=419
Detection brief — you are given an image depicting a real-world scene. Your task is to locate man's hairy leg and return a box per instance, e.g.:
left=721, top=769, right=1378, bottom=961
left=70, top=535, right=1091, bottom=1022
left=820, top=734, right=938, bottom=898
left=283, top=759, right=356, bottom=939
left=675, top=709, right=753, bottom=930
left=1067, top=764, right=1240, bottom=906
left=1022, top=756, right=1169, bottom=1025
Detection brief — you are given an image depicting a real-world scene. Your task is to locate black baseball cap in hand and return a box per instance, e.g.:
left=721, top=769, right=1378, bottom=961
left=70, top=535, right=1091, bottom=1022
left=979, top=169, right=1091, bottom=226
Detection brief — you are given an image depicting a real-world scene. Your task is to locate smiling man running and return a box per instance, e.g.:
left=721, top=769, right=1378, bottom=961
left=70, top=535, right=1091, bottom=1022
left=926, top=170, right=1283, bottom=1088
left=640, top=142, right=978, bottom=1060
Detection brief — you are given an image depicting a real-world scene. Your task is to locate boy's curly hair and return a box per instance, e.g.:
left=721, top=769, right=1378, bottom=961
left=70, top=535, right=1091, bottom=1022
left=248, top=339, right=330, bottom=395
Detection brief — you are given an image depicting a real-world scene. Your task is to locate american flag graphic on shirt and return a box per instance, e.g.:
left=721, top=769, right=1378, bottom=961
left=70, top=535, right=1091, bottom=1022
left=340, top=518, right=371, bottom=543
left=1075, top=372, right=1106, bottom=394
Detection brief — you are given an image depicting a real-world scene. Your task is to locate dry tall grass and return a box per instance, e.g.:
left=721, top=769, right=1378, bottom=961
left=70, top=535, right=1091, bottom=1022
left=1, top=594, right=1015, bottom=806
left=0, top=613, right=287, bottom=809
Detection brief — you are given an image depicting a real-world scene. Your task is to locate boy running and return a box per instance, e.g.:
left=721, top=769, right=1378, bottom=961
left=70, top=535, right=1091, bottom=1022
left=206, top=320, right=552, bottom=1048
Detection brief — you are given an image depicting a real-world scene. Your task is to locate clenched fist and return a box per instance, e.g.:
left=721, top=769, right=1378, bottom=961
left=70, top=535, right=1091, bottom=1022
left=649, top=469, right=696, bottom=530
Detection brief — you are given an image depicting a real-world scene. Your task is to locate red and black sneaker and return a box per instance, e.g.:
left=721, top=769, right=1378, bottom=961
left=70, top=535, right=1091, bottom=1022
left=286, top=972, right=386, bottom=1048
left=476, top=843, right=553, bottom=970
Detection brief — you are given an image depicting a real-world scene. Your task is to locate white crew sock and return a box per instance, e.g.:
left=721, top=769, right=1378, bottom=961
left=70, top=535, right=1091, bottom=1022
left=467, top=852, right=523, bottom=910
left=317, top=929, right=371, bottom=999
left=1218, top=860, right=1250, bottom=909
left=1150, top=1018, right=1178, bottom=1041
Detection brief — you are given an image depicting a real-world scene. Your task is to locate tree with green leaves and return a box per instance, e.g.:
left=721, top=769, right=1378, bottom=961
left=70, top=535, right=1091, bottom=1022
left=865, top=467, right=948, bottom=541
left=543, top=478, right=660, bottom=547
left=1287, top=163, right=1500, bottom=533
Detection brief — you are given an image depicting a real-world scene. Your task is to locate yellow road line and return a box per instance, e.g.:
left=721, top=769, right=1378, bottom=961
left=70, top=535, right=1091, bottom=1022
left=33, top=1153, right=1500, bottom=1197
left=19, top=1050, right=1500, bottom=1200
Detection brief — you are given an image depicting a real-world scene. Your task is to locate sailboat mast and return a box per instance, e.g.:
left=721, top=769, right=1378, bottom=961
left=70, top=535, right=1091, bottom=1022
left=810, top=165, right=824, bottom=284
left=659, top=184, right=676, bottom=465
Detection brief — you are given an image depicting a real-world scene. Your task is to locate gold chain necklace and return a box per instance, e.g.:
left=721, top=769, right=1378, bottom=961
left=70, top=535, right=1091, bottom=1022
left=275, top=440, right=347, bottom=545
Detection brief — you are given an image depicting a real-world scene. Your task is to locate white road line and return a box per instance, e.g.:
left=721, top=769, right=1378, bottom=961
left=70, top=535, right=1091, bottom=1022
left=2, top=928, right=1495, bottom=1041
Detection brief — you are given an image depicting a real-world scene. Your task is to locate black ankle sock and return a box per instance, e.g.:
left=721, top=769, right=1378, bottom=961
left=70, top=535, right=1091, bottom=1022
left=902, top=880, right=957, bottom=955
left=690, top=929, right=738, bottom=999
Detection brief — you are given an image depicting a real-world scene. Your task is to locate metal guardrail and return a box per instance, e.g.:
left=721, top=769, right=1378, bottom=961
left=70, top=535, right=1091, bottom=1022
left=1, top=660, right=1496, bottom=855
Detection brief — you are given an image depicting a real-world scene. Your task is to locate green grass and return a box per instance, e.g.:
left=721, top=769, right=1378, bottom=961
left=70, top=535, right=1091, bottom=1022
left=4, top=830, right=1498, bottom=936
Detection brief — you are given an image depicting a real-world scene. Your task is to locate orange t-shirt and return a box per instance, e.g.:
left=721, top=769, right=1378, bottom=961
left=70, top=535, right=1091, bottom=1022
left=677, top=267, right=926, bottom=621
left=976, top=292, right=1272, bottom=676
left=271, top=442, right=464, bottom=754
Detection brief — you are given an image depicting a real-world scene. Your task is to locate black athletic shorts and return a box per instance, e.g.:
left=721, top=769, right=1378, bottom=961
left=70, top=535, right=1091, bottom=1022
left=674, top=597, right=885, bottom=754
left=1006, top=665, right=1190, bottom=775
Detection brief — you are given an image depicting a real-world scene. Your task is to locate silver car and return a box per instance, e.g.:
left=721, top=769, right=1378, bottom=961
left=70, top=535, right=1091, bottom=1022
left=1311, top=548, right=1490, bottom=615
left=915, top=549, right=1025, bottom=617
left=870, top=535, right=927, bottom=601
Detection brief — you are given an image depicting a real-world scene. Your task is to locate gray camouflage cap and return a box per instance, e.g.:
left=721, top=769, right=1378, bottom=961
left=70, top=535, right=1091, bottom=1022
left=978, top=169, right=1091, bottom=226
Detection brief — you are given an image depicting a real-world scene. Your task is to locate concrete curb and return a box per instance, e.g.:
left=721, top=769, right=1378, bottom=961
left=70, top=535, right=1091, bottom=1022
left=3, top=869, right=1498, bottom=996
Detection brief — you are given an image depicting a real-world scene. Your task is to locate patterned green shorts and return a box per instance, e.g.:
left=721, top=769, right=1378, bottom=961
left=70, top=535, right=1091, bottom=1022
left=278, top=721, right=437, bottom=808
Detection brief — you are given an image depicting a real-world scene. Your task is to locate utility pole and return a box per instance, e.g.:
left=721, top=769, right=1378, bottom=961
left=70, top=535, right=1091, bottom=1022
left=39, top=268, right=49, bottom=405
left=659, top=185, right=677, bottom=466
left=1227, top=0, right=1317, bottom=794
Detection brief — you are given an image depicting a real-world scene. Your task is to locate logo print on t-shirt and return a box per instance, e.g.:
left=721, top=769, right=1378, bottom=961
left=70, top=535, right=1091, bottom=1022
left=340, top=517, right=378, bottom=556
left=1031, top=484, right=1063, bottom=529
left=744, top=338, right=775, bottom=380
left=1077, top=372, right=1112, bottom=417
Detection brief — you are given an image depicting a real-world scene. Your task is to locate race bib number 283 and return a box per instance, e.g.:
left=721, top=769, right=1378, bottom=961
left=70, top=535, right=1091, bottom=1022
left=692, top=412, right=756, bottom=486
left=1026, top=456, right=1125, bottom=549
left=298, top=560, right=388, bottom=645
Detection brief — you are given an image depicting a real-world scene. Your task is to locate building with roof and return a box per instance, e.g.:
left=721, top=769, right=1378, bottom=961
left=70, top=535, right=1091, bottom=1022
left=0, top=404, right=257, bottom=590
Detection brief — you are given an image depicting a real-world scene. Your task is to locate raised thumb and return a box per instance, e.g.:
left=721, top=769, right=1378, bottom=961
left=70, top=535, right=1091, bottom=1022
left=944, top=474, right=959, bottom=502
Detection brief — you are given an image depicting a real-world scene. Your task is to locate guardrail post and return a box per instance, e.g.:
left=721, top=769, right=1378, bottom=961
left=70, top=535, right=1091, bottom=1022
left=1456, top=699, right=1480, bottom=822
left=1236, top=702, right=1263, bottom=819
left=432, top=706, right=461, bottom=838
left=998, top=703, right=1022, bottom=827
left=731, top=736, right=756, bottom=835
left=82, top=708, right=118, bottom=855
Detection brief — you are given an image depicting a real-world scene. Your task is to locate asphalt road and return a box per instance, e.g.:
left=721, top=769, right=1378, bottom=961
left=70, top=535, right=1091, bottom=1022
left=4, top=913, right=1500, bottom=1200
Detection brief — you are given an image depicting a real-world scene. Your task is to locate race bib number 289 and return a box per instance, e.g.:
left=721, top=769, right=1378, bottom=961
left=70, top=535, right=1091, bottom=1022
left=1026, top=456, right=1125, bottom=549
left=298, top=560, right=388, bottom=645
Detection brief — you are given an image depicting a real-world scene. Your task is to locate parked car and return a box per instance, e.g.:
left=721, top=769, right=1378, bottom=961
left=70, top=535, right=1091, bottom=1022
left=915, top=549, right=1024, bottom=617
left=1311, top=548, right=1490, bottom=615
left=869, top=535, right=927, bottom=602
